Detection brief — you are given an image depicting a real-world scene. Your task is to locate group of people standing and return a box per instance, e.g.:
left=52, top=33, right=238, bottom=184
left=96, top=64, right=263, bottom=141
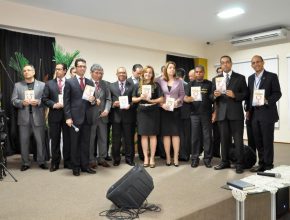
left=11, top=54, right=281, bottom=176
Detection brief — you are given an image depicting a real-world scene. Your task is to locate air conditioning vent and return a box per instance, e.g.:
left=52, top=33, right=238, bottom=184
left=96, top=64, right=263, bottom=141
left=230, top=28, right=288, bottom=46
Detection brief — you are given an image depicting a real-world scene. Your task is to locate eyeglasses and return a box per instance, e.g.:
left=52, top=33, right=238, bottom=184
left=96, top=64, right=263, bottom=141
left=55, top=68, right=64, bottom=71
left=77, top=65, right=87, bottom=68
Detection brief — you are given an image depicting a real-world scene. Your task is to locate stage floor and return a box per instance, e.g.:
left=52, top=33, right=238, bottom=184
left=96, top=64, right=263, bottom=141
left=1, top=143, right=289, bottom=220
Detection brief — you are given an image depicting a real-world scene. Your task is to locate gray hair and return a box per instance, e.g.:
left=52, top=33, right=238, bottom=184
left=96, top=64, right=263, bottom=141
left=90, top=64, right=103, bottom=73
left=195, top=65, right=205, bottom=72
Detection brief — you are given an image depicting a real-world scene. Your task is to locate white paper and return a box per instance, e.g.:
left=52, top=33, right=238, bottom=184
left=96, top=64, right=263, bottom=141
left=252, top=89, right=265, bottom=106
left=141, top=85, right=152, bottom=99
left=166, top=97, right=175, bottom=112
left=191, top=86, right=202, bottom=101
left=82, top=85, right=95, bottom=101
left=24, top=90, right=35, bottom=100
left=119, top=96, right=129, bottom=109
left=215, top=77, right=226, bottom=94
left=58, top=94, right=63, bottom=105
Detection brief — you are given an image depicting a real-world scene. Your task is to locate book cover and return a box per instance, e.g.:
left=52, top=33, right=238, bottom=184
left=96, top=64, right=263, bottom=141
left=215, top=77, right=226, bottom=94
left=227, top=179, right=255, bottom=191
left=191, top=86, right=202, bottom=101
left=82, top=85, right=95, bottom=101
left=119, top=96, right=129, bottom=109
left=252, top=89, right=265, bottom=106
left=58, top=94, right=63, bottom=105
left=24, top=90, right=35, bottom=100
left=165, top=97, right=175, bottom=112
left=141, top=85, right=152, bottom=99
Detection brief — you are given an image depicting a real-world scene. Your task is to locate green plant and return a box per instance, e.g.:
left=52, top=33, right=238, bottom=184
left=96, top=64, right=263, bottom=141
left=8, top=52, right=29, bottom=80
left=52, top=43, right=80, bottom=69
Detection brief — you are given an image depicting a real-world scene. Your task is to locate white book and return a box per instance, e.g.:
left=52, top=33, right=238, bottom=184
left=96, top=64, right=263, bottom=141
left=215, top=77, right=226, bottom=94
left=141, top=85, right=152, bottom=99
left=166, top=97, right=175, bottom=112
left=24, top=90, right=35, bottom=100
left=191, top=86, right=202, bottom=101
left=58, top=94, right=63, bottom=105
left=252, top=89, right=265, bottom=106
left=82, top=85, right=95, bottom=101
left=227, top=179, right=255, bottom=191
left=119, top=96, right=129, bottom=109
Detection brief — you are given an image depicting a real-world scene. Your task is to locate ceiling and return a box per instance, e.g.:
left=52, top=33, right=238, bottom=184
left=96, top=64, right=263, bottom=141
left=6, top=0, right=290, bottom=43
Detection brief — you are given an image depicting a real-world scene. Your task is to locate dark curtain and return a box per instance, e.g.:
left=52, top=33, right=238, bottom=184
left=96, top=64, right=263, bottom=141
left=0, top=28, right=55, bottom=155
left=166, top=54, right=195, bottom=82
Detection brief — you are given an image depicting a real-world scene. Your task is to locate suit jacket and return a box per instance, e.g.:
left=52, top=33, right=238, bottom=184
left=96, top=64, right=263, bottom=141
left=127, top=77, right=138, bottom=86
left=109, top=80, right=135, bottom=123
left=157, top=78, right=185, bottom=108
left=42, top=79, right=66, bottom=123
left=86, top=80, right=112, bottom=124
left=246, top=70, right=281, bottom=123
left=11, top=79, right=46, bottom=126
left=180, top=81, right=191, bottom=119
left=212, top=71, right=248, bottom=121
left=63, top=77, right=95, bottom=125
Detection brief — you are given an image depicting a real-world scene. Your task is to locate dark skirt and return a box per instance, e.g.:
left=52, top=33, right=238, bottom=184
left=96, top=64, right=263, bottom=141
left=160, top=108, right=180, bottom=136
left=137, top=106, right=160, bottom=136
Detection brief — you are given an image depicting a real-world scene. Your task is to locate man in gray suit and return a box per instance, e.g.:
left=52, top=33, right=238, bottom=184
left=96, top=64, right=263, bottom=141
left=11, top=64, right=47, bottom=171
left=88, top=64, right=112, bottom=168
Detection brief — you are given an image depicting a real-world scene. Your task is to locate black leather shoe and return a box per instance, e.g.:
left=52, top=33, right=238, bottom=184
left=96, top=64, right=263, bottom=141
left=50, top=164, right=59, bottom=172
left=214, top=162, right=230, bottom=170
left=236, top=166, right=244, bottom=174
left=105, top=156, right=112, bottom=161
left=264, top=165, right=274, bottom=171
left=126, top=160, right=135, bottom=166
left=20, top=165, right=30, bottom=171
left=203, top=160, right=212, bottom=168
left=39, top=164, right=48, bottom=170
left=81, top=168, right=96, bottom=174
left=98, top=161, right=110, bottom=167
left=191, top=160, right=199, bottom=168
left=73, top=169, right=80, bottom=176
left=250, top=165, right=265, bottom=172
left=113, top=161, right=120, bottom=166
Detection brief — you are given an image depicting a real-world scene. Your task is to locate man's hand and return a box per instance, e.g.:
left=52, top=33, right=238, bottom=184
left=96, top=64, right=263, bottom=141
left=88, top=96, right=96, bottom=103
left=96, top=99, right=101, bottom=106
left=53, top=103, right=63, bottom=109
left=22, top=99, right=30, bottom=106
left=30, top=99, right=40, bottom=106
left=113, top=101, right=120, bottom=108
left=66, top=118, right=73, bottom=127
left=214, top=90, right=222, bottom=97
left=226, top=90, right=235, bottom=98
left=100, top=111, right=109, bottom=117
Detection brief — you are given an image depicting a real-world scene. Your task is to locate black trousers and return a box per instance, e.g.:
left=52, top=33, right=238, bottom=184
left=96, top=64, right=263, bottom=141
left=70, top=123, right=91, bottom=170
left=212, top=121, right=221, bottom=157
left=179, top=118, right=191, bottom=160
left=190, top=114, right=212, bottom=162
left=49, top=120, right=70, bottom=166
left=112, top=122, right=134, bottom=162
left=251, top=114, right=275, bottom=167
left=218, top=119, right=244, bottom=166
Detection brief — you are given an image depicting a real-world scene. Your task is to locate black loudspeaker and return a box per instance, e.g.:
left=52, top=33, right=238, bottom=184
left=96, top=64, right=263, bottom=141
left=276, top=187, right=289, bottom=218
left=106, top=164, right=154, bottom=209
left=229, top=144, right=256, bottom=169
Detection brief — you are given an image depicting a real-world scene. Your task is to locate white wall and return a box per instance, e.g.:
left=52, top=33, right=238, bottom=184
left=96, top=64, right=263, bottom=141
left=206, top=41, right=290, bottom=143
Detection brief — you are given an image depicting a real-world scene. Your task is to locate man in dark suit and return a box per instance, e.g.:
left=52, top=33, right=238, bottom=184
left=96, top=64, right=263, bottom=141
left=127, top=64, right=143, bottom=160
left=11, top=64, right=48, bottom=171
left=64, top=58, right=96, bottom=176
left=213, top=55, right=248, bottom=174
left=246, top=55, right=281, bottom=172
left=110, top=67, right=135, bottom=166
left=42, top=63, right=71, bottom=172
left=88, top=64, right=111, bottom=168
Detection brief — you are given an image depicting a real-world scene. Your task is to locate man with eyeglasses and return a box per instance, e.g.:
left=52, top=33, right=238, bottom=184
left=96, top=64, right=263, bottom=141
left=246, top=55, right=281, bottom=172
left=64, top=58, right=96, bottom=176
left=42, top=63, right=71, bottom=172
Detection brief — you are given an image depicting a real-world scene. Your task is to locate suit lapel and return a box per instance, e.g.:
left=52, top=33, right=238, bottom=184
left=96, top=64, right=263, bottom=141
left=259, top=71, right=267, bottom=89
left=171, top=79, right=179, bottom=92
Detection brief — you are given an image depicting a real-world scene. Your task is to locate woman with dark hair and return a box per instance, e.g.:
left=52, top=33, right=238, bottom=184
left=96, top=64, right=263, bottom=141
left=132, top=66, right=164, bottom=168
left=157, top=61, right=185, bottom=166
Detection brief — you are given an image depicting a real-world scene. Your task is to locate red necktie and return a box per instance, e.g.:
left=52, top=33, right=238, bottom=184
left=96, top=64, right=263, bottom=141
left=95, top=81, right=100, bottom=91
left=58, top=79, right=62, bottom=94
left=80, top=77, right=85, bottom=90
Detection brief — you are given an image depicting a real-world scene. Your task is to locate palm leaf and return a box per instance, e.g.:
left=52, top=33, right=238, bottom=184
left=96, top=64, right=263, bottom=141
left=53, top=43, right=80, bottom=69
left=9, top=52, right=29, bottom=80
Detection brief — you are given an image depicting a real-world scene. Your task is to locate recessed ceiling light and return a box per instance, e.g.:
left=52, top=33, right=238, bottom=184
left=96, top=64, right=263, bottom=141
left=217, top=8, right=245, bottom=19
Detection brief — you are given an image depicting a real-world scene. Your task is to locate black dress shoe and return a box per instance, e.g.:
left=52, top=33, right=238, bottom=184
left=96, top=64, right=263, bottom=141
left=50, top=164, right=59, bottom=172
left=20, top=165, right=30, bottom=171
left=214, top=162, right=230, bottom=170
left=98, top=161, right=110, bottom=167
left=191, top=160, right=199, bottom=168
left=126, top=160, right=135, bottom=166
left=81, top=168, right=96, bottom=174
left=250, top=165, right=265, bottom=172
left=203, top=160, right=212, bottom=168
left=39, top=164, right=48, bottom=170
left=113, top=161, right=120, bottom=166
left=236, top=166, right=244, bottom=174
left=73, top=169, right=80, bottom=176
left=105, top=156, right=112, bottom=161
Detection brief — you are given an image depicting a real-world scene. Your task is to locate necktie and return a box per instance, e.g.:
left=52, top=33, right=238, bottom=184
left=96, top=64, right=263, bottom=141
left=95, top=81, right=100, bottom=91
left=80, top=77, right=85, bottom=90
left=120, top=82, right=124, bottom=95
left=226, top=73, right=230, bottom=87
left=58, top=79, right=62, bottom=94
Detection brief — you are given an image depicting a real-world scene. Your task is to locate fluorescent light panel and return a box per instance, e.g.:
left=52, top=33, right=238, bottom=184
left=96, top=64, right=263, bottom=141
left=217, top=8, right=245, bottom=19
